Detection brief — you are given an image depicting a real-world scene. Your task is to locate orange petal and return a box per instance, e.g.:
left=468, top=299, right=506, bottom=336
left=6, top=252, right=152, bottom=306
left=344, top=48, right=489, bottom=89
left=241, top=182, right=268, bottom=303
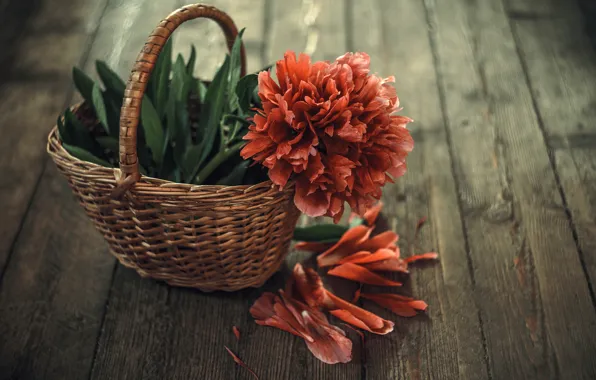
left=352, top=287, right=362, bottom=303
left=404, top=252, right=439, bottom=264
left=363, top=202, right=383, bottom=225
left=358, top=231, right=399, bottom=252
left=224, top=346, right=259, bottom=379
left=250, top=292, right=312, bottom=341
left=294, top=241, right=334, bottom=253
left=302, top=312, right=353, bottom=364
left=340, top=248, right=397, bottom=265
left=338, top=251, right=372, bottom=264
left=291, top=263, right=331, bottom=308
left=362, top=257, right=409, bottom=273
left=232, top=326, right=240, bottom=341
left=325, top=291, right=394, bottom=334
left=360, top=293, right=428, bottom=317
left=317, top=225, right=373, bottom=267
left=328, top=263, right=403, bottom=286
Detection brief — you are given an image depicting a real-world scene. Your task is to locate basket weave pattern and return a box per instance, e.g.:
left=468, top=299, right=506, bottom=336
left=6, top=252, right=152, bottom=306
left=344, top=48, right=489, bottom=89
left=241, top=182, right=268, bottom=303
left=46, top=4, right=300, bottom=292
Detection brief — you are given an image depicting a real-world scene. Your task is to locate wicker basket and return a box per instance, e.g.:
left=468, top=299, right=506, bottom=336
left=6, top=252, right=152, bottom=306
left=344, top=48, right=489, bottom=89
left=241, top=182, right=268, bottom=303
left=47, top=4, right=300, bottom=292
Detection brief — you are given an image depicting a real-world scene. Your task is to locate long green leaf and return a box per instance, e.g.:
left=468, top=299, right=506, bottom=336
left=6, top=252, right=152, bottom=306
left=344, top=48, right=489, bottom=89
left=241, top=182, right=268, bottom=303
left=227, top=29, right=245, bottom=113
left=96, top=60, right=125, bottom=96
left=293, top=224, right=349, bottom=242
left=72, top=67, right=95, bottom=103
left=56, top=114, right=73, bottom=145
left=96, top=136, right=119, bottom=153
left=216, top=160, right=249, bottom=185
left=91, top=84, right=110, bottom=134
left=140, top=96, right=164, bottom=164
left=63, top=109, right=97, bottom=153
left=193, top=78, right=208, bottom=103
left=189, top=55, right=231, bottom=180
left=235, top=73, right=258, bottom=112
left=186, top=44, right=197, bottom=75
left=63, top=143, right=111, bottom=167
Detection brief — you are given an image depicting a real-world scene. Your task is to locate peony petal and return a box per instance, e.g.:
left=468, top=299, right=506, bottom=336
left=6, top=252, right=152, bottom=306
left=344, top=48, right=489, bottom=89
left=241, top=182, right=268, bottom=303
left=360, top=293, right=428, bottom=318
left=328, top=263, right=403, bottom=286
left=294, top=180, right=331, bottom=217
left=352, top=287, right=362, bottom=304
left=292, top=263, right=330, bottom=308
left=250, top=293, right=311, bottom=340
left=404, top=252, right=439, bottom=264
left=338, top=251, right=373, bottom=264
left=224, top=346, right=259, bottom=379
left=232, top=326, right=241, bottom=341
left=302, top=312, right=353, bottom=364
left=269, top=160, right=293, bottom=187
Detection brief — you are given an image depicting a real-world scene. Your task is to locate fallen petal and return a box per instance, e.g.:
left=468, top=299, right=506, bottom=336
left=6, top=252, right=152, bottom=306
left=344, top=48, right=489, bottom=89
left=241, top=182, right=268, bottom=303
left=317, top=225, right=373, bottom=267
left=302, top=311, right=353, bottom=364
left=340, top=248, right=397, bottom=265
left=328, top=263, right=403, bottom=286
left=224, top=346, right=259, bottom=379
left=294, top=241, right=335, bottom=253
left=404, top=252, right=439, bottom=264
left=233, top=326, right=240, bottom=341
left=360, top=293, right=428, bottom=317
left=358, top=231, right=399, bottom=252
left=362, top=257, right=409, bottom=273
left=352, top=287, right=362, bottom=303
left=325, top=291, right=394, bottom=334
left=363, top=202, right=383, bottom=225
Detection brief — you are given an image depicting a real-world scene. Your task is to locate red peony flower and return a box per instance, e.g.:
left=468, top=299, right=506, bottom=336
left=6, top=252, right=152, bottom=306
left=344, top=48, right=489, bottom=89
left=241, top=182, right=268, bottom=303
left=241, top=51, right=414, bottom=221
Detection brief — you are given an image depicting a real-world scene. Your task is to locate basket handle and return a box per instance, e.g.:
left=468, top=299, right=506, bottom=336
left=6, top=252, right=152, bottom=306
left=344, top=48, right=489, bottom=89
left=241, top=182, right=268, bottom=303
left=115, top=4, right=246, bottom=195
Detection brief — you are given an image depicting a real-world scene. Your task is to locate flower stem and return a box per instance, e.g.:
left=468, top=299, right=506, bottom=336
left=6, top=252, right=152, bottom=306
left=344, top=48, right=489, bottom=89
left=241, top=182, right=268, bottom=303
left=193, top=141, right=245, bottom=185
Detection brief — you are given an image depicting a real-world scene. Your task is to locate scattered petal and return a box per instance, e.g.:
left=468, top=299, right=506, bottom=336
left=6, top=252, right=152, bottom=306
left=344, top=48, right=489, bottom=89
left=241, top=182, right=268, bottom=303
left=352, top=287, right=362, bottom=303
left=339, top=248, right=397, bottom=265
left=317, top=225, right=373, bottom=267
left=360, top=293, right=428, bottom=317
left=362, top=257, right=409, bottom=273
left=232, top=326, right=241, bottom=341
left=362, top=202, right=383, bottom=225
left=328, top=263, right=403, bottom=286
left=302, top=311, right=353, bottom=364
left=325, top=291, right=394, bottom=334
left=224, top=346, right=259, bottom=379
left=403, top=252, right=439, bottom=264
left=415, top=216, right=427, bottom=238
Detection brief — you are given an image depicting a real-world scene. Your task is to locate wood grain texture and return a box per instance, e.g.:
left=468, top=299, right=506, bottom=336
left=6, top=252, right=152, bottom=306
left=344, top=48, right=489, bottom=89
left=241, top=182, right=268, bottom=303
left=0, top=0, right=113, bottom=379
left=0, top=0, right=106, bottom=278
left=426, top=0, right=596, bottom=378
left=351, top=1, right=489, bottom=379
left=505, top=0, right=596, bottom=309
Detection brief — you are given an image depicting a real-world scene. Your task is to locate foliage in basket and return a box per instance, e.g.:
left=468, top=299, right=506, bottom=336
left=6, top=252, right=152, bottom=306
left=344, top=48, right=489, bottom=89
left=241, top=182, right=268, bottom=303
left=57, top=30, right=266, bottom=186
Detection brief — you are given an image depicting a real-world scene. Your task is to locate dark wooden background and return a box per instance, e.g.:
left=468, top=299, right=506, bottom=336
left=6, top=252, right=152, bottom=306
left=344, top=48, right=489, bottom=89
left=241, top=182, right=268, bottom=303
left=1, top=0, right=596, bottom=379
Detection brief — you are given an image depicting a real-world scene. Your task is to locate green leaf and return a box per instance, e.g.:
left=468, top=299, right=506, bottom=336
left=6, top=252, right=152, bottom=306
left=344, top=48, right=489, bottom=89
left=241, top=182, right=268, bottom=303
left=193, top=78, right=208, bottom=103
left=91, top=84, right=110, bottom=134
left=140, top=96, right=164, bottom=164
left=293, top=224, right=349, bottom=242
left=96, top=60, right=125, bottom=96
left=57, top=114, right=73, bottom=145
left=62, top=143, right=111, bottom=167
left=152, top=38, right=172, bottom=117
left=72, top=67, right=95, bottom=103
left=216, top=160, right=249, bottom=185
left=63, top=109, right=97, bottom=153
left=189, top=55, right=231, bottom=180
left=105, top=96, right=121, bottom=138
left=235, top=73, right=258, bottom=112
left=227, top=29, right=245, bottom=113
left=186, top=44, right=197, bottom=75
left=96, top=136, right=119, bottom=153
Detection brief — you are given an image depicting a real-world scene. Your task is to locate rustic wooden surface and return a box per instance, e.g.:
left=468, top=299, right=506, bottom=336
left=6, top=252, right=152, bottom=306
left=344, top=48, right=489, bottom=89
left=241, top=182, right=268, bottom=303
left=1, top=0, right=595, bottom=379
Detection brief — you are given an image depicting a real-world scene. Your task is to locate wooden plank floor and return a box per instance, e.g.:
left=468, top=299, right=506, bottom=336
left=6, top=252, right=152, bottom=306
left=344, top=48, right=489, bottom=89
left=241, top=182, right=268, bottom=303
left=0, top=0, right=595, bottom=379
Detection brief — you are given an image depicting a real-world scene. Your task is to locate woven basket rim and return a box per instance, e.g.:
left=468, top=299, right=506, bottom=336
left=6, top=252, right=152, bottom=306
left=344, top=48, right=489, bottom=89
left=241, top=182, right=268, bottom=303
left=47, top=124, right=286, bottom=194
